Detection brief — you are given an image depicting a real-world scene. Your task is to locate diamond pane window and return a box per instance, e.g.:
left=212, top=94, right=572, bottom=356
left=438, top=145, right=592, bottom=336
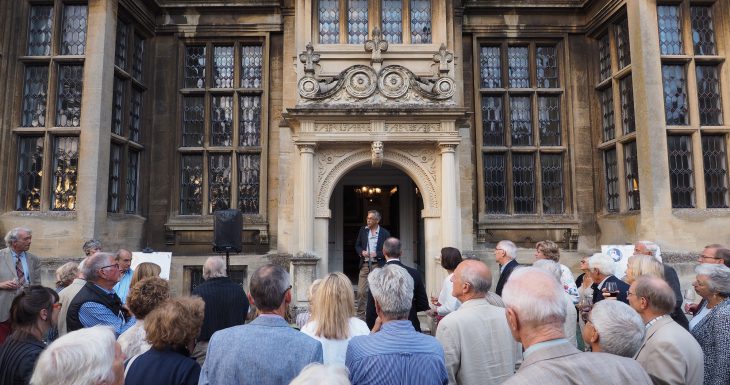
left=209, top=154, right=232, bottom=213
left=658, top=5, right=683, bottom=55
left=241, top=45, right=263, bottom=89
left=482, top=96, right=504, bottom=146
left=182, top=97, right=204, bottom=147
left=541, top=153, right=564, bottom=214
left=696, top=65, right=723, bottom=126
left=51, top=137, right=79, bottom=211
left=56, top=64, right=83, bottom=127
left=604, top=148, right=619, bottom=212
left=702, top=135, right=728, bottom=208
left=624, top=141, right=640, bottom=210
left=667, top=135, right=695, bottom=208
left=410, top=0, right=431, bottom=44
left=319, top=0, right=340, bottom=44
left=598, top=34, right=611, bottom=81
left=348, top=0, right=369, bottom=44
left=185, top=46, right=206, bottom=89
left=180, top=155, right=203, bottom=214
left=240, top=95, right=261, bottom=147
left=538, top=96, right=561, bottom=146
left=27, top=6, right=53, bottom=56
left=213, top=45, right=234, bottom=89
left=662, top=64, right=688, bottom=125
left=132, top=34, right=144, bottom=81
left=480, top=46, right=502, bottom=88
left=600, top=87, right=615, bottom=141
left=126, top=150, right=139, bottom=213
left=111, top=77, right=125, bottom=135
left=620, top=75, right=636, bottom=134
left=108, top=143, right=122, bottom=213
left=21, top=65, right=48, bottom=128
left=238, top=154, right=261, bottom=214
left=691, top=6, right=716, bottom=56
left=115, top=21, right=128, bottom=70
left=513, top=153, right=535, bottom=214
left=508, top=46, right=529, bottom=88
left=129, top=88, right=142, bottom=142
left=536, top=46, right=558, bottom=88
left=483, top=153, right=506, bottom=214
left=60, top=5, right=87, bottom=55
left=510, top=96, right=532, bottom=146
left=382, top=0, right=403, bottom=44
left=16, top=137, right=44, bottom=211
left=615, top=19, right=631, bottom=69
left=211, top=96, right=233, bottom=146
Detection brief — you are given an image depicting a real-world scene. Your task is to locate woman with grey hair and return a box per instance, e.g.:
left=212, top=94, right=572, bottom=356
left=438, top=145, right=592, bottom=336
left=689, top=263, right=730, bottom=385
left=55, top=261, right=79, bottom=291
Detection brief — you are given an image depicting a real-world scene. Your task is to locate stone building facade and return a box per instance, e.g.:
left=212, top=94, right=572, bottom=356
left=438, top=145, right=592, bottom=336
left=0, top=0, right=728, bottom=298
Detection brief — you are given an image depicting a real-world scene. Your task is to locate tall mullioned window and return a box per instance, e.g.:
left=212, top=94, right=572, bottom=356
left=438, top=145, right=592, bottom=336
left=596, top=16, right=639, bottom=213
left=658, top=2, right=728, bottom=208
left=317, top=0, right=431, bottom=44
left=17, top=3, right=87, bottom=211
left=478, top=42, right=567, bottom=216
left=179, top=42, right=265, bottom=216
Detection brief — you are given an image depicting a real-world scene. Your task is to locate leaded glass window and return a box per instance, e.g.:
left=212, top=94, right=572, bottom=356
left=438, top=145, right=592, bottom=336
left=382, top=0, right=403, bottom=44
left=238, top=154, right=260, bottom=214
left=60, top=5, right=87, bottom=56
left=696, top=65, right=722, bottom=126
left=129, top=88, right=142, bottom=142
left=615, top=18, right=631, bottom=69
left=482, top=96, right=504, bottom=146
left=604, top=149, right=619, bottom=212
left=211, top=96, right=233, bottom=146
left=214, top=45, right=234, bottom=89
left=115, top=21, right=128, bottom=70
left=51, top=137, right=79, bottom=211
left=662, top=64, right=688, bottom=125
left=690, top=6, right=716, bottom=56
left=658, top=5, right=683, bottom=55
left=541, top=154, right=564, bottom=214
left=513, top=154, right=535, bottom=214
left=112, top=77, right=125, bottom=135
left=510, top=96, right=532, bottom=146
left=600, top=87, right=615, bottom=141
left=508, top=46, right=529, bottom=88
left=538, top=96, right=561, bottom=146
left=319, top=0, right=340, bottom=44
left=21, top=65, right=48, bottom=128
left=180, top=155, right=203, bottom=215
left=240, top=96, right=261, bottom=147
left=348, top=0, right=369, bottom=44
left=483, top=154, right=506, bottom=214
left=132, top=34, right=144, bottom=81
left=410, top=0, right=431, bottom=44
left=27, top=6, right=53, bottom=56
left=209, top=154, right=232, bottom=213
left=185, top=46, right=206, bottom=89
left=126, top=150, right=139, bottom=213
left=702, top=135, right=728, bottom=208
left=624, top=141, right=640, bottom=211
left=480, top=46, right=501, bottom=89
left=182, top=97, right=204, bottom=147
left=56, top=64, right=83, bottom=127
left=241, top=45, right=263, bottom=89
left=620, top=75, right=635, bottom=134
left=598, top=34, right=611, bottom=82
left=108, top=144, right=122, bottom=213
left=668, top=135, right=695, bottom=208
left=16, top=137, right=44, bottom=211
left=536, top=46, right=559, bottom=88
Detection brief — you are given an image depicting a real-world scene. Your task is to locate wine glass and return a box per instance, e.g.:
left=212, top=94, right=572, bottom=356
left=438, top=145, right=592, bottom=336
left=604, top=281, right=619, bottom=299
left=683, top=286, right=698, bottom=314
left=578, top=295, right=593, bottom=323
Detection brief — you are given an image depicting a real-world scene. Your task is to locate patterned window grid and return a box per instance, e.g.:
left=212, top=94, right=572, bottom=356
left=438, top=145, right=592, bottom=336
left=27, top=5, right=53, bottom=56
left=536, top=46, right=559, bottom=88
left=112, top=77, right=125, bottom=136
left=129, top=88, right=142, bottom=142
left=56, top=64, right=84, bottom=127
left=318, top=0, right=340, bottom=44
left=132, top=34, right=145, bottom=81
left=16, top=137, right=44, bottom=211
left=180, top=155, right=203, bottom=215
left=108, top=143, right=122, bottom=213
left=667, top=135, right=695, bottom=208
left=695, top=65, right=723, bottom=126
left=657, top=5, right=683, bottom=55
left=702, top=135, right=729, bottom=208
left=619, top=76, right=636, bottom=134
left=483, top=153, right=506, bottom=214
left=541, top=153, right=564, bottom=214
left=238, top=154, right=261, bottom=214
left=512, top=153, right=536, bottom=214
left=624, top=141, right=640, bottom=211
left=208, top=154, right=232, bottom=214
left=241, top=45, right=263, bottom=89
left=382, top=0, right=403, bottom=44
left=690, top=6, right=716, bottom=56
left=126, top=150, right=139, bottom=213
left=614, top=18, right=631, bottom=69
left=481, top=96, right=504, bottom=146
left=508, top=46, right=529, bottom=88
left=185, top=46, right=206, bottom=89
left=182, top=96, right=205, bottom=147
left=21, top=65, right=49, bottom=128
left=662, top=64, right=688, bottom=125
left=604, top=148, right=620, bottom=212
left=598, top=34, right=611, bottom=82
left=240, top=95, right=261, bottom=147
left=60, top=5, right=87, bottom=56
left=510, top=96, right=533, bottom=146
left=599, top=87, right=615, bottom=141
left=214, top=45, right=234, bottom=89
left=409, top=0, right=431, bottom=44
left=211, top=96, right=234, bottom=146
left=51, top=137, right=79, bottom=211
left=115, top=21, right=128, bottom=70
left=348, top=0, right=369, bottom=44
left=480, top=46, right=502, bottom=89
left=538, top=96, right=561, bottom=146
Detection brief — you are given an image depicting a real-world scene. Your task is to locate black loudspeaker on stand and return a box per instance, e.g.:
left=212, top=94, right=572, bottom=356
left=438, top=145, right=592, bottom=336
left=213, top=209, right=243, bottom=272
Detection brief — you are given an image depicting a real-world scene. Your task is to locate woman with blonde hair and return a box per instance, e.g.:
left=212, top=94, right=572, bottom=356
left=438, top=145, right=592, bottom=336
left=129, top=262, right=162, bottom=290
left=301, top=272, right=370, bottom=365
left=296, top=278, right=322, bottom=329
left=535, top=240, right=579, bottom=304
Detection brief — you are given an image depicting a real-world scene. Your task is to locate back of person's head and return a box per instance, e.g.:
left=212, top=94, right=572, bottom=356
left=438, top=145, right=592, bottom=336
left=383, top=237, right=402, bottom=258
left=289, top=363, right=351, bottom=385
left=311, top=272, right=354, bottom=340
left=368, top=264, right=413, bottom=320
left=203, top=256, right=227, bottom=280
left=10, top=286, right=58, bottom=333
left=589, top=300, right=644, bottom=357
left=145, top=296, right=205, bottom=351
left=55, top=262, right=79, bottom=287
left=632, top=276, right=675, bottom=314
left=30, top=326, right=120, bottom=385
left=502, top=267, right=566, bottom=326
left=457, top=259, right=492, bottom=294
left=627, top=254, right=664, bottom=282
left=714, top=248, right=730, bottom=268
left=588, top=253, right=614, bottom=276
left=635, top=240, right=660, bottom=259
left=82, top=252, right=115, bottom=282
left=536, top=240, right=560, bottom=262
left=127, top=277, right=170, bottom=320
left=497, top=240, right=517, bottom=259
left=532, top=259, right=562, bottom=283
left=130, top=262, right=162, bottom=288
left=440, top=247, right=463, bottom=271
left=250, top=264, right=291, bottom=311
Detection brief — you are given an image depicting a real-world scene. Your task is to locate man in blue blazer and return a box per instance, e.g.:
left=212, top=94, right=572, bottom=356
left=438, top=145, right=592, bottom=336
left=199, top=264, right=323, bottom=385
left=355, top=210, right=390, bottom=319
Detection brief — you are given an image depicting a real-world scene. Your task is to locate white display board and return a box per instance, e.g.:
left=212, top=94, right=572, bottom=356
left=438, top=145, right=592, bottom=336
left=131, top=252, right=172, bottom=280
left=600, top=245, right=635, bottom=279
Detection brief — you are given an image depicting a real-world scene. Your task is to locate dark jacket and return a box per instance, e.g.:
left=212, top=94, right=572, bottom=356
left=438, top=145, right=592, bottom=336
left=125, top=346, right=201, bottom=385
left=663, top=264, right=689, bottom=329
left=67, top=281, right=127, bottom=332
left=192, top=276, right=249, bottom=341
left=0, top=334, right=45, bottom=385
left=591, top=275, right=630, bottom=304
left=355, top=226, right=391, bottom=268
left=495, top=259, right=519, bottom=297
left=366, top=260, right=430, bottom=332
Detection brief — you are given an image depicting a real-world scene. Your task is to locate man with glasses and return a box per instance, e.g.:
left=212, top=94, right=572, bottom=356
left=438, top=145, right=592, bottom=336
left=0, top=227, right=41, bottom=344
left=698, top=244, right=730, bottom=267
left=65, top=252, right=135, bottom=336
left=494, top=240, right=519, bottom=297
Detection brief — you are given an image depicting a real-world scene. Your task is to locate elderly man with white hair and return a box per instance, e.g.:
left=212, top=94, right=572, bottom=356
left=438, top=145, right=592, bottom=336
left=346, top=264, right=447, bottom=385
left=533, top=259, right=577, bottom=347
left=501, top=267, right=651, bottom=385
left=634, top=240, right=688, bottom=329
left=588, top=253, right=630, bottom=304
left=582, top=300, right=644, bottom=357
left=495, top=240, right=520, bottom=297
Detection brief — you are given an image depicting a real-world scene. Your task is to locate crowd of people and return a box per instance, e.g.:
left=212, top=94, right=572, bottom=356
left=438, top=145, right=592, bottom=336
left=0, top=223, right=728, bottom=385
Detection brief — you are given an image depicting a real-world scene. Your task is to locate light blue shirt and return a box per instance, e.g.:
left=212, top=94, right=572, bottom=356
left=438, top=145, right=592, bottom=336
left=523, top=338, right=569, bottom=360
left=10, top=250, right=30, bottom=283
left=78, top=284, right=136, bottom=336
left=113, top=268, right=134, bottom=304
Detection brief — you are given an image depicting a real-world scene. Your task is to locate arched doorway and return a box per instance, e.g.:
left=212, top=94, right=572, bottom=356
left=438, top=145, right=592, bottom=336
left=327, top=164, right=425, bottom=283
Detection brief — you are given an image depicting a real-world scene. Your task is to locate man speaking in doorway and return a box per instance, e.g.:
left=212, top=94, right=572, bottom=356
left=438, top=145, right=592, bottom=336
left=355, top=210, right=390, bottom=320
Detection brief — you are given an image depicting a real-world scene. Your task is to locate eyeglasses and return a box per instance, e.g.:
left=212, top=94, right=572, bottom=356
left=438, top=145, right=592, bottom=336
left=99, top=263, right=120, bottom=271
left=698, top=255, right=721, bottom=261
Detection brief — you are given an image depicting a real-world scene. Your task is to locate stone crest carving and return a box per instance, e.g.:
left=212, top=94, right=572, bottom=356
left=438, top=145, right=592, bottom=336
left=364, top=28, right=388, bottom=65
left=371, top=141, right=383, bottom=167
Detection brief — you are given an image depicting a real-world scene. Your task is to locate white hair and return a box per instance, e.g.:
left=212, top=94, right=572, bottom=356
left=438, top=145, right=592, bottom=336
left=589, top=300, right=644, bottom=358
left=203, top=256, right=227, bottom=280
left=30, top=326, right=119, bottom=385
left=289, top=364, right=351, bottom=385
left=368, top=264, right=413, bottom=320
left=636, top=240, right=662, bottom=262
left=532, top=259, right=562, bottom=283
left=588, top=253, right=615, bottom=276
left=5, top=227, right=32, bottom=247
left=695, top=263, right=730, bottom=295
left=82, top=253, right=115, bottom=282
left=497, top=240, right=517, bottom=259
left=502, top=267, right=567, bottom=326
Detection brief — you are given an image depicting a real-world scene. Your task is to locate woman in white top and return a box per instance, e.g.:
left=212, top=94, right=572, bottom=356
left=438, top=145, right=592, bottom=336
left=535, top=240, right=579, bottom=304
left=301, top=272, right=369, bottom=365
left=430, top=247, right=463, bottom=326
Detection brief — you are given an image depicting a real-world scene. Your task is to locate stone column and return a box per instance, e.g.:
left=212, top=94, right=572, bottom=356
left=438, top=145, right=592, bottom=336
left=289, top=252, right=319, bottom=318
left=439, top=143, right=461, bottom=248
left=422, top=215, right=442, bottom=304
left=313, top=216, right=329, bottom=275
left=297, top=143, right=316, bottom=252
